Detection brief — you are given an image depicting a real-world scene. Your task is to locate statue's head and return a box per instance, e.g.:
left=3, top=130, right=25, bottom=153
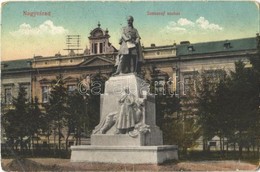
left=127, top=16, right=134, bottom=26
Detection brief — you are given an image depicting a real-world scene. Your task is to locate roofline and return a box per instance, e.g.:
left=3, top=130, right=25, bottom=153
left=29, top=64, right=114, bottom=73
left=177, top=49, right=258, bottom=57
left=177, top=37, right=256, bottom=47
left=143, top=45, right=176, bottom=50
left=32, top=53, right=117, bottom=62
left=143, top=36, right=257, bottom=50
left=1, top=36, right=258, bottom=63
left=2, top=58, right=33, bottom=63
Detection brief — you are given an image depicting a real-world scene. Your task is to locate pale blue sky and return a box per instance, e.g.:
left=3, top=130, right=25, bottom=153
left=2, top=1, right=259, bottom=60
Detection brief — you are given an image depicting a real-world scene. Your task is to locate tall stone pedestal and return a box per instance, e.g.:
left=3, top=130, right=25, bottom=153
left=71, top=74, right=178, bottom=164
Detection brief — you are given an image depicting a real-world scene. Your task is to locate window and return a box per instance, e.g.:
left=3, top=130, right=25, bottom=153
left=42, top=86, right=49, bottom=103
left=99, top=43, right=103, bottom=53
left=224, top=42, right=232, bottom=49
left=94, top=43, right=98, bottom=54
left=67, top=85, right=77, bottom=95
left=182, top=71, right=198, bottom=95
left=20, top=84, right=30, bottom=101
left=152, top=70, right=169, bottom=95
left=204, top=70, right=225, bottom=84
left=5, top=88, right=12, bottom=104
left=209, top=141, right=216, bottom=147
left=24, top=85, right=30, bottom=101
left=68, top=141, right=74, bottom=147
left=183, top=76, right=196, bottom=95
left=92, top=43, right=94, bottom=53
left=184, top=78, right=192, bottom=95
left=187, top=46, right=194, bottom=51
left=153, top=79, right=166, bottom=95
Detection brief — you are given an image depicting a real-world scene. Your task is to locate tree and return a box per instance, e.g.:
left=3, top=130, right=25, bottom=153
left=66, top=89, right=88, bottom=148
left=42, top=103, right=53, bottom=146
left=250, top=51, right=260, bottom=73
left=156, top=93, right=181, bottom=145
left=250, top=52, right=260, bottom=156
left=196, top=70, right=219, bottom=151
left=45, top=75, right=68, bottom=151
left=195, top=62, right=259, bottom=157
left=213, top=76, right=234, bottom=152
left=27, top=97, right=43, bottom=151
left=3, top=86, right=30, bottom=151
left=228, top=61, right=259, bottom=157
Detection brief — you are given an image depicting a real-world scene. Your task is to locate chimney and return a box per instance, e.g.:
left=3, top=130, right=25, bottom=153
left=180, top=41, right=190, bottom=45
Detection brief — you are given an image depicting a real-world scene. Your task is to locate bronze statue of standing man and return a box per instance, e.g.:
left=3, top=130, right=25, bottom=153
left=113, top=16, right=143, bottom=75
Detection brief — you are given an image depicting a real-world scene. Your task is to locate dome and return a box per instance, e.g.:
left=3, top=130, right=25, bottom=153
left=89, top=23, right=110, bottom=39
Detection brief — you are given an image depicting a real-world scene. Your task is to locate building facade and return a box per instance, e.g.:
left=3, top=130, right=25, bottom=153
left=1, top=59, right=32, bottom=108
left=1, top=24, right=259, bottom=146
left=27, top=24, right=117, bottom=107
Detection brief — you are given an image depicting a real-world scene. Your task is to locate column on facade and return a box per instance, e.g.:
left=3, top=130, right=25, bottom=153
left=91, top=43, right=93, bottom=54
left=172, top=70, right=177, bottom=93
left=97, top=41, right=100, bottom=54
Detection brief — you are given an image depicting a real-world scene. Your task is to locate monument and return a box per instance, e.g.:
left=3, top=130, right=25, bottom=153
left=70, top=16, right=178, bottom=164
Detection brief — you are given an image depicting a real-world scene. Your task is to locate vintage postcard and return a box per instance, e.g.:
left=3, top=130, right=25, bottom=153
left=1, top=0, right=260, bottom=171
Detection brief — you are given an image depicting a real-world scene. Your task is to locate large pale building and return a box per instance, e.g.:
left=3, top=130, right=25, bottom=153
left=1, top=24, right=259, bottom=146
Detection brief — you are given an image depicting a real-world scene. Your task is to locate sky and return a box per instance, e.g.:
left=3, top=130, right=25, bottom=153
left=1, top=1, right=259, bottom=61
